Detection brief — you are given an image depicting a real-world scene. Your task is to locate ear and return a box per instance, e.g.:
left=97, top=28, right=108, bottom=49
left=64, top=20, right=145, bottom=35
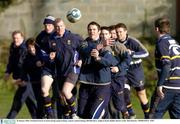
left=98, top=30, right=101, bottom=34
left=124, top=30, right=128, bottom=34
left=155, top=27, right=159, bottom=32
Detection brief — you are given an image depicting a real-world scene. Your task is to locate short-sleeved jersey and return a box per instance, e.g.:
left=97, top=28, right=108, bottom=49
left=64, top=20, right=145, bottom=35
left=155, top=34, right=180, bottom=88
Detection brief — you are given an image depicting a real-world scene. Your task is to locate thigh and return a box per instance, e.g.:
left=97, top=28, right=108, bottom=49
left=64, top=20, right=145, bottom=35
left=41, top=75, right=53, bottom=91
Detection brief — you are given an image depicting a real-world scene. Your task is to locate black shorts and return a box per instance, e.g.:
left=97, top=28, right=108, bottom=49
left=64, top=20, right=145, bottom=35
left=65, top=72, right=79, bottom=84
left=57, top=72, right=79, bottom=90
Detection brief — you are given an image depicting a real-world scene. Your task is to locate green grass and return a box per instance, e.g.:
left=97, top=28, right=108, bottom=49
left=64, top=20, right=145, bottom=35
left=130, top=90, right=170, bottom=119
left=0, top=82, right=170, bottom=119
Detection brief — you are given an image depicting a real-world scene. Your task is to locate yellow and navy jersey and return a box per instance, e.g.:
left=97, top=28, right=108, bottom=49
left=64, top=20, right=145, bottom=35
left=155, top=34, right=180, bottom=88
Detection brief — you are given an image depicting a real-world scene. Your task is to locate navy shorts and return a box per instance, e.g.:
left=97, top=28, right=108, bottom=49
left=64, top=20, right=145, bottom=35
left=127, top=64, right=145, bottom=91
left=41, top=69, right=53, bottom=78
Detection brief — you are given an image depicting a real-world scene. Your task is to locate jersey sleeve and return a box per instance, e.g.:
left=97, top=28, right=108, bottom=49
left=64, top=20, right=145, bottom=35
left=130, top=37, right=149, bottom=59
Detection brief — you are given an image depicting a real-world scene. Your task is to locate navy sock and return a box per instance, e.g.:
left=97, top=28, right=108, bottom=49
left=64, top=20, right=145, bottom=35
left=66, top=96, right=76, bottom=114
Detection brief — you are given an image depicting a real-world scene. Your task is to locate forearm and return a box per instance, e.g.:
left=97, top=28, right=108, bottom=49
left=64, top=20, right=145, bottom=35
left=157, top=62, right=171, bottom=86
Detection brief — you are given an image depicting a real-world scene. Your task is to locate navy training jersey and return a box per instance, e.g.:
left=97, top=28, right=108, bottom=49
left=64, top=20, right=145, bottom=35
left=155, top=34, right=180, bottom=88
left=52, top=30, right=83, bottom=76
left=121, top=35, right=149, bottom=66
left=36, top=30, right=55, bottom=54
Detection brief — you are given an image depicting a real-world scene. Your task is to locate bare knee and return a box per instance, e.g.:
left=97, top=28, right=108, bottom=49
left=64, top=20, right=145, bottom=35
left=137, top=90, right=148, bottom=104
left=41, top=87, right=49, bottom=97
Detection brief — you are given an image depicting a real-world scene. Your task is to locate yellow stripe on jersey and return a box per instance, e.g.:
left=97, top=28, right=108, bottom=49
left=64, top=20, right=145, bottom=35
left=160, top=55, right=180, bottom=60
left=44, top=103, right=52, bottom=107
left=160, top=56, right=171, bottom=60
left=167, top=77, right=180, bottom=80
left=170, top=56, right=180, bottom=60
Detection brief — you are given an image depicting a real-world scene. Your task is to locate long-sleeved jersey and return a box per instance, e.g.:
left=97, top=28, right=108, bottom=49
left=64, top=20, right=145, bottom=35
left=52, top=30, right=83, bottom=77
left=110, top=41, right=131, bottom=77
left=36, top=30, right=55, bottom=54
left=79, top=38, right=118, bottom=85
left=5, top=41, right=27, bottom=80
left=155, top=34, right=180, bottom=89
left=23, top=45, right=48, bottom=81
left=121, top=35, right=149, bottom=66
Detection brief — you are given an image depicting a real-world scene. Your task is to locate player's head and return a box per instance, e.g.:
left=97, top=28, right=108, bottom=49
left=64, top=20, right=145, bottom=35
left=87, top=21, right=101, bottom=41
left=154, top=17, right=170, bottom=34
left=43, top=15, right=55, bottom=34
left=109, top=25, right=117, bottom=40
left=26, top=38, right=36, bottom=55
left=115, top=23, right=127, bottom=42
left=54, top=18, right=66, bottom=37
left=100, top=26, right=111, bottom=46
left=12, top=30, right=24, bottom=47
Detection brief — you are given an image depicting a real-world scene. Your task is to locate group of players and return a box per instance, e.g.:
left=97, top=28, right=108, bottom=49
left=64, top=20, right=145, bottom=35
left=4, top=15, right=180, bottom=119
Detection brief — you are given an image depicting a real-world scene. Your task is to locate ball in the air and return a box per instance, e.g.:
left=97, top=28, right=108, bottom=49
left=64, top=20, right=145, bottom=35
left=66, top=8, right=82, bottom=23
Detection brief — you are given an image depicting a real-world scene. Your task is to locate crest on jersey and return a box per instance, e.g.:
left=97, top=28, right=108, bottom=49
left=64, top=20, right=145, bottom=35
left=51, top=42, right=56, bottom=47
left=80, top=41, right=88, bottom=48
left=67, top=40, right=71, bottom=45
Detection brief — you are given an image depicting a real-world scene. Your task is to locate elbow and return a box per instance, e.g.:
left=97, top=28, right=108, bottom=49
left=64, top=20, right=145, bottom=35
left=145, top=52, right=149, bottom=57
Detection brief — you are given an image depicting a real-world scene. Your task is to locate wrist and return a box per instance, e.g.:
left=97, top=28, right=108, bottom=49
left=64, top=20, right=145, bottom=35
left=95, top=56, right=101, bottom=61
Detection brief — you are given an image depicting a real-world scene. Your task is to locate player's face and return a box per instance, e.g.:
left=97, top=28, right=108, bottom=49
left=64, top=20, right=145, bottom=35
left=100, top=29, right=110, bottom=40
left=55, top=21, right=66, bottom=37
left=12, top=33, right=24, bottom=47
left=110, top=29, right=117, bottom=39
left=100, top=29, right=111, bottom=46
left=88, top=25, right=100, bottom=40
left=44, top=24, right=54, bottom=34
left=27, top=44, right=36, bottom=56
left=116, top=27, right=127, bottom=42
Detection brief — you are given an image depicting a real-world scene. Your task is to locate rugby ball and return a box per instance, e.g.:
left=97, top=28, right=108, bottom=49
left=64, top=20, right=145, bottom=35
left=66, top=8, right=82, bottom=23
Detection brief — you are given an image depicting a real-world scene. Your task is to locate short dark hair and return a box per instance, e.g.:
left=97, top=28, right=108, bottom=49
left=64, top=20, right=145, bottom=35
left=87, top=21, right=101, bottom=31
left=26, top=38, right=36, bottom=47
left=154, top=17, right=170, bottom=34
left=115, top=23, right=127, bottom=30
left=109, top=25, right=116, bottom=31
left=101, top=26, right=110, bottom=32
